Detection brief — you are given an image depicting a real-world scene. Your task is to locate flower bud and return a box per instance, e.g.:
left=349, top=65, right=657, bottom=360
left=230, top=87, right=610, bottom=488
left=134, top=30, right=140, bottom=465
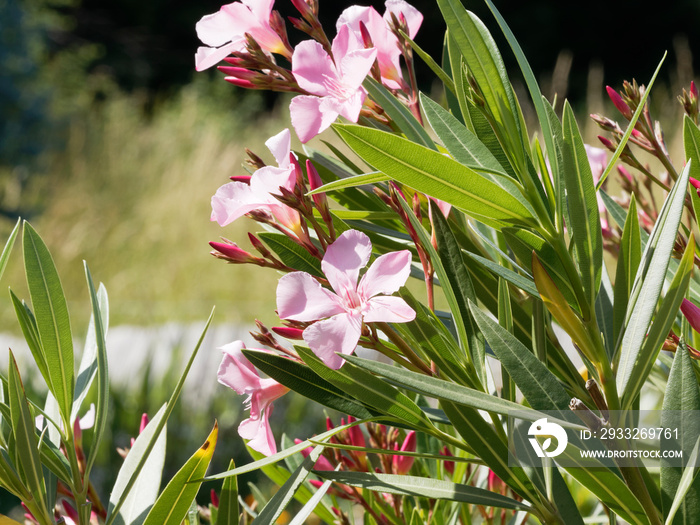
left=606, top=86, right=632, bottom=119
left=209, top=241, right=259, bottom=264
left=230, top=174, right=253, bottom=183
left=392, top=431, right=416, bottom=475
left=306, top=160, right=330, bottom=219
left=218, top=66, right=258, bottom=81
left=224, top=77, right=257, bottom=89
left=271, top=326, right=305, bottom=340
left=681, top=299, right=700, bottom=334
left=210, top=489, right=220, bottom=509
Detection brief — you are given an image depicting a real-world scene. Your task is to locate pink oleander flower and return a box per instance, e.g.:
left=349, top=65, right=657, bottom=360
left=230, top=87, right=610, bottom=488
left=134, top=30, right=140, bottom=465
left=290, top=25, right=377, bottom=143
left=392, top=430, right=416, bottom=475
left=336, top=0, right=422, bottom=89
left=277, top=229, right=415, bottom=369
left=195, top=0, right=289, bottom=71
left=217, top=340, right=290, bottom=456
left=584, top=144, right=613, bottom=238
left=211, top=128, right=301, bottom=233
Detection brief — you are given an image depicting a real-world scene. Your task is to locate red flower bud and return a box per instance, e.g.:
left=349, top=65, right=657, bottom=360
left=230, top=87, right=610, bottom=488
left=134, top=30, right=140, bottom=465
left=271, top=326, right=305, bottom=340
left=224, top=77, right=257, bottom=89
left=209, top=241, right=257, bottom=263
left=392, top=431, right=416, bottom=475
left=606, top=86, right=632, bottom=119
left=210, top=489, right=220, bottom=509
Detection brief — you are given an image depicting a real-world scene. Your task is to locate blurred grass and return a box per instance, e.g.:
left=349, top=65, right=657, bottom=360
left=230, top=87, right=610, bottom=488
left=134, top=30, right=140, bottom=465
left=0, top=79, right=297, bottom=334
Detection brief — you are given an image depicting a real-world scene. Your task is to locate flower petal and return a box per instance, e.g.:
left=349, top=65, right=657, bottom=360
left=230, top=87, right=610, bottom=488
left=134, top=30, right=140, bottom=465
left=195, top=42, right=241, bottom=71
left=291, top=40, right=336, bottom=96
left=196, top=8, right=240, bottom=47
left=265, top=128, right=292, bottom=168
left=217, top=341, right=261, bottom=394
left=210, top=181, right=268, bottom=226
left=362, top=295, right=416, bottom=324
left=277, top=272, right=345, bottom=322
left=290, top=95, right=339, bottom=143
left=358, top=250, right=411, bottom=298
left=322, top=230, right=372, bottom=298
left=682, top=299, right=700, bottom=334
left=303, top=312, right=362, bottom=369
left=238, top=405, right=277, bottom=456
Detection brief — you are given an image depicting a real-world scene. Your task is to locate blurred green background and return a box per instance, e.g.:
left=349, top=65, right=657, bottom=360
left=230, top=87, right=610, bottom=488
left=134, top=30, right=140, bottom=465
left=0, top=0, right=698, bottom=519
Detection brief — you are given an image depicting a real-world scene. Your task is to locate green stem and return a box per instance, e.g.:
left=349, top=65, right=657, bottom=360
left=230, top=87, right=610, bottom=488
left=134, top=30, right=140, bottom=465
left=376, top=322, right=432, bottom=375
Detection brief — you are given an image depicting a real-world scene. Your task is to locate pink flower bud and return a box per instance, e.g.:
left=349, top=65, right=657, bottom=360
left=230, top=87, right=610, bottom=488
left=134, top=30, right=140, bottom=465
left=681, top=299, right=700, bottom=334
left=218, top=66, right=258, bottom=81
left=63, top=501, right=79, bottom=523
left=306, top=160, right=329, bottom=216
left=271, top=326, right=305, bottom=340
left=597, top=135, right=616, bottom=152
left=440, top=446, right=455, bottom=475
left=209, top=241, right=257, bottom=263
left=392, top=430, right=416, bottom=475
left=210, top=489, right=220, bottom=509
left=230, top=175, right=253, bottom=183
left=291, top=0, right=313, bottom=18
left=606, top=86, right=632, bottom=119
left=294, top=439, right=334, bottom=470
left=139, top=413, right=149, bottom=434
left=692, top=81, right=698, bottom=99
left=224, top=77, right=257, bottom=89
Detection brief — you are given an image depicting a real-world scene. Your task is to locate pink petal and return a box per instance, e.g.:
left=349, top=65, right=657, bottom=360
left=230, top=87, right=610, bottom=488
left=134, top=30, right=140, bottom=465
left=265, top=129, right=292, bottom=168
left=250, top=165, right=296, bottom=196
left=238, top=404, right=277, bottom=456
left=217, top=341, right=261, bottom=394
left=290, top=95, right=339, bottom=143
left=338, top=49, right=377, bottom=92
left=196, top=8, right=240, bottom=47
left=302, top=312, right=363, bottom=369
left=384, top=0, right=423, bottom=39
left=291, top=40, right=337, bottom=97
left=362, top=295, right=416, bottom=324
left=358, top=250, right=412, bottom=298
left=277, top=272, right=346, bottom=322
left=210, top=181, right=265, bottom=226
left=322, top=230, right=372, bottom=298
left=320, top=91, right=365, bottom=125
left=392, top=430, right=416, bottom=474
left=195, top=42, right=241, bottom=71
left=248, top=378, right=290, bottom=420
left=585, top=144, right=608, bottom=184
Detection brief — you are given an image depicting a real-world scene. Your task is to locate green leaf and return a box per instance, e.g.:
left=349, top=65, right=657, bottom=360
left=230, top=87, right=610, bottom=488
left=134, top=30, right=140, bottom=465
left=105, top=310, right=214, bottom=525
left=622, top=238, right=694, bottom=409
left=108, top=405, right=167, bottom=525
left=9, top=290, right=49, bottom=387
left=7, top=351, right=51, bottom=523
left=257, top=232, right=323, bottom=278
left=142, top=422, right=217, bottom=525
left=307, top=171, right=389, bottom=196
left=22, top=222, right=74, bottom=423
left=616, top=162, right=690, bottom=396
left=562, top=101, right=603, bottom=306
left=431, top=208, right=486, bottom=387
left=315, top=471, right=531, bottom=511
left=558, top=445, right=650, bottom=525
left=665, top=436, right=700, bottom=525
left=297, top=347, right=434, bottom=431
left=661, top=342, right=700, bottom=523
left=82, top=263, right=109, bottom=479
left=342, top=355, right=582, bottom=430
left=462, top=250, right=538, bottom=297
left=0, top=218, right=20, bottom=282
left=251, top=445, right=324, bottom=525
left=242, top=350, right=375, bottom=420
left=217, top=460, right=239, bottom=525
left=72, top=283, right=108, bottom=423
left=439, top=401, right=538, bottom=503
left=435, top=0, right=525, bottom=170
left=469, top=302, right=571, bottom=411
left=364, top=78, right=435, bottom=149
left=420, top=93, right=507, bottom=177
left=334, top=124, right=536, bottom=227
left=613, top=195, right=642, bottom=345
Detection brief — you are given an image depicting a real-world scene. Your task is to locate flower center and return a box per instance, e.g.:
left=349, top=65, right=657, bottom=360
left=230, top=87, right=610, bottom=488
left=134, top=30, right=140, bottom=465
left=322, top=74, right=354, bottom=101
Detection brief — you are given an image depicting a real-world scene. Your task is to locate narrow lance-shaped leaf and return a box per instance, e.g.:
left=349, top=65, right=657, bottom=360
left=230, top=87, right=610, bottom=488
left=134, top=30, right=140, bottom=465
left=7, top=351, right=51, bottom=524
left=252, top=445, right=324, bottom=525
left=315, top=471, right=531, bottom=511
left=562, top=101, right=603, bottom=306
left=616, top=161, right=691, bottom=395
left=216, top=460, right=239, bottom=525
left=661, top=342, right=700, bottom=523
left=333, top=124, right=536, bottom=227
left=0, top=218, right=20, bottom=283
left=142, top=422, right=218, bottom=525
left=613, top=195, right=641, bottom=344
left=665, top=436, right=700, bottom=525
left=22, top=222, right=74, bottom=423
left=622, top=236, right=694, bottom=410
left=108, top=405, right=167, bottom=525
